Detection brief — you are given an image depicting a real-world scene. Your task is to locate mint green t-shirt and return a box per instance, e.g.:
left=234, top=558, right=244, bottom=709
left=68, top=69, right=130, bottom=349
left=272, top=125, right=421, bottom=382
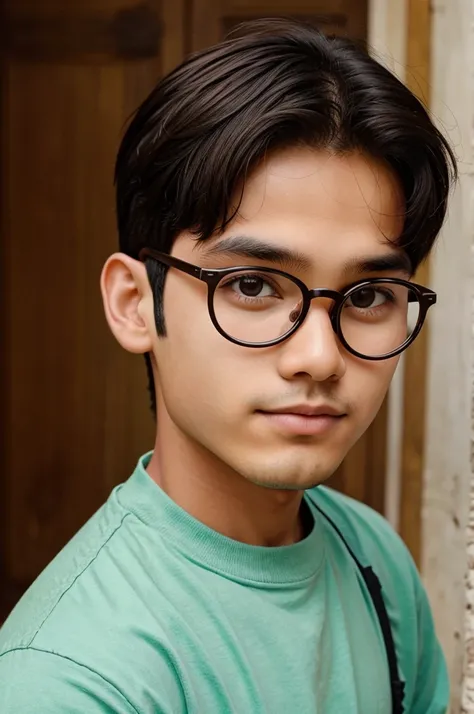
left=0, top=454, right=448, bottom=713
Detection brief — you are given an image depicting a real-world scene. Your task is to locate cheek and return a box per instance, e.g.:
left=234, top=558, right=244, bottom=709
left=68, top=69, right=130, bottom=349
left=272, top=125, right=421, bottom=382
left=156, top=277, right=250, bottom=423
left=348, top=356, right=399, bottom=420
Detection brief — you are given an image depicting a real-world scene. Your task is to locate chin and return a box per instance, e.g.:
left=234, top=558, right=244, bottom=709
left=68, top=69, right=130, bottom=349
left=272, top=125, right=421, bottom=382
left=250, top=479, right=317, bottom=492
left=242, top=457, right=341, bottom=492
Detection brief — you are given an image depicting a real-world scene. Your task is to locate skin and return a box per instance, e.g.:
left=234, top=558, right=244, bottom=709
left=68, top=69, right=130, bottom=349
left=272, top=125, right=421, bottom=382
left=101, top=147, right=407, bottom=548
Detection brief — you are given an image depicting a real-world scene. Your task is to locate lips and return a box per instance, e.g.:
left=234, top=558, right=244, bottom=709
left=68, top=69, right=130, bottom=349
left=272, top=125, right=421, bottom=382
left=256, top=405, right=346, bottom=436
left=261, top=404, right=346, bottom=418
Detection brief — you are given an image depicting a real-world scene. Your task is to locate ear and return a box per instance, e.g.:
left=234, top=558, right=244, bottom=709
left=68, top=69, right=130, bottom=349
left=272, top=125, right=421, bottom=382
left=100, top=253, right=154, bottom=354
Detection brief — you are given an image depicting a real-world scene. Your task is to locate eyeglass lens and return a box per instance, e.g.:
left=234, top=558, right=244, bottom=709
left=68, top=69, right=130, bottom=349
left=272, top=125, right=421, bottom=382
left=212, top=270, right=420, bottom=357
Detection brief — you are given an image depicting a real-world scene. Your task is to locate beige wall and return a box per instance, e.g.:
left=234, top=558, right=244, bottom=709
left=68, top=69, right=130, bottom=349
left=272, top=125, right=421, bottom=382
left=424, top=1, right=473, bottom=712
left=369, top=1, right=474, bottom=711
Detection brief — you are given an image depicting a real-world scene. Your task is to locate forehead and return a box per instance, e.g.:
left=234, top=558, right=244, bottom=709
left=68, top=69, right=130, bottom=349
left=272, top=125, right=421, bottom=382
left=220, top=146, right=404, bottom=263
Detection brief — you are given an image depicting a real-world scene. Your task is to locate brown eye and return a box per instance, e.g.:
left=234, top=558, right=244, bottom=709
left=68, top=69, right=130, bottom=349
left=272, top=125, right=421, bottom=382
left=237, top=275, right=267, bottom=297
left=350, top=287, right=378, bottom=309
left=220, top=272, right=278, bottom=300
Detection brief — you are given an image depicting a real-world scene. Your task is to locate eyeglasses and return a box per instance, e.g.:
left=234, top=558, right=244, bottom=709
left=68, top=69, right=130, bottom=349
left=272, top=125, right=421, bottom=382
left=139, top=248, right=436, bottom=361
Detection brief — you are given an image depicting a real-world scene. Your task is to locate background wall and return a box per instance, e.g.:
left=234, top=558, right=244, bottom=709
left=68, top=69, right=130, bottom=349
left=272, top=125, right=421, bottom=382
left=369, top=1, right=474, bottom=710
left=421, top=1, right=474, bottom=712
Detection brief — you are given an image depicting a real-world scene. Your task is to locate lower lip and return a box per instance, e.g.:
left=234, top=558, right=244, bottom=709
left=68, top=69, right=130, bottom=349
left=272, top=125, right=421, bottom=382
left=257, top=412, right=345, bottom=436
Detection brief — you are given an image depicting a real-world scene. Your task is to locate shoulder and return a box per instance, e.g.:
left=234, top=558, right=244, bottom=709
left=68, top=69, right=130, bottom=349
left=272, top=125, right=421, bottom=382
left=0, top=647, right=140, bottom=713
left=307, top=485, right=418, bottom=594
left=306, top=486, right=449, bottom=711
left=0, top=488, right=186, bottom=713
left=0, top=492, right=130, bottom=655
left=0, top=497, right=131, bottom=711
left=0, top=645, right=185, bottom=713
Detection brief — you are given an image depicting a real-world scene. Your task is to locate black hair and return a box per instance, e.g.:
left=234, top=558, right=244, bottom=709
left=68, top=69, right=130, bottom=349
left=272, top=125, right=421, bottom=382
left=115, top=18, right=457, bottom=413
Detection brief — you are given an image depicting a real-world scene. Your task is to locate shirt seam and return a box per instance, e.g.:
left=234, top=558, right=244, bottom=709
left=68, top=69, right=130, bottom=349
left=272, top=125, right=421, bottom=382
left=178, top=547, right=322, bottom=587
left=0, top=646, right=142, bottom=714
left=27, top=511, right=132, bottom=648
left=145, top=505, right=325, bottom=587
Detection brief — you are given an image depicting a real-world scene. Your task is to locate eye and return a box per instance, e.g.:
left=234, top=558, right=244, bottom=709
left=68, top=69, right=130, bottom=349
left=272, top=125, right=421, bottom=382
left=346, top=286, right=390, bottom=310
left=226, top=274, right=277, bottom=299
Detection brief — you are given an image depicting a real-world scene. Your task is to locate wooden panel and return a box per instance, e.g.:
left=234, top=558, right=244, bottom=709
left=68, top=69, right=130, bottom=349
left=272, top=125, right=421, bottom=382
left=5, top=3, right=161, bottom=61
left=221, top=13, right=349, bottom=37
left=0, top=0, right=186, bottom=597
left=398, top=0, right=432, bottom=566
left=191, top=0, right=367, bottom=50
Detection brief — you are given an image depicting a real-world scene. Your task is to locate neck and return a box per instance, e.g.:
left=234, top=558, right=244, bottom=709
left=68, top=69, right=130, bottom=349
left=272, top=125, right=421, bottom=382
left=146, top=408, right=307, bottom=548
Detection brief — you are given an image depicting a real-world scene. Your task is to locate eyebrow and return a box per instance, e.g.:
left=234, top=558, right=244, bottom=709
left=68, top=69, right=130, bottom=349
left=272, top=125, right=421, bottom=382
left=203, top=234, right=412, bottom=276
left=203, top=235, right=312, bottom=271
left=343, top=252, right=412, bottom=276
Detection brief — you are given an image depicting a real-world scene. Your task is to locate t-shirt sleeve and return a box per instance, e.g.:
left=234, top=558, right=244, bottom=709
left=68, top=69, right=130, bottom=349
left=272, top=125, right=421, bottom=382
left=410, top=578, right=450, bottom=714
left=0, top=647, right=144, bottom=714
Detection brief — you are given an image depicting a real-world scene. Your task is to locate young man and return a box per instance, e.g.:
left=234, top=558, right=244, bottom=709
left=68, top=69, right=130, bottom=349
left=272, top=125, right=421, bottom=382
left=0, top=19, right=456, bottom=714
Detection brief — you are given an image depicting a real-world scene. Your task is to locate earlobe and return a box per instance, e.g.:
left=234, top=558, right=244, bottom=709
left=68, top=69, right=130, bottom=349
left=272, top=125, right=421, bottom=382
left=100, top=253, right=154, bottom=354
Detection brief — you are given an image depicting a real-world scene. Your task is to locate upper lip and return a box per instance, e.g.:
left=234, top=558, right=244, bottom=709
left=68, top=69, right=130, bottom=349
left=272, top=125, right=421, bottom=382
left=262, top=404, right=346, bottom=417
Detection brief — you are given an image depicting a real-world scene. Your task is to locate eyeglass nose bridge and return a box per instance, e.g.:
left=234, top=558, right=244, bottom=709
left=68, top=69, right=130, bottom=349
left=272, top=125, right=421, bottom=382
left=307, top=288, right=344, bottom=303
left=306, top=287, right=345, bottom=316
left=297, top=288, right=345, bottom=333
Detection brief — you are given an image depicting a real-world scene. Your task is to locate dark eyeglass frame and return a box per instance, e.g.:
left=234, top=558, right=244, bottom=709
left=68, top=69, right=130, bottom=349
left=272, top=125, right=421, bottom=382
left=139, top=248, right=437, bottom=361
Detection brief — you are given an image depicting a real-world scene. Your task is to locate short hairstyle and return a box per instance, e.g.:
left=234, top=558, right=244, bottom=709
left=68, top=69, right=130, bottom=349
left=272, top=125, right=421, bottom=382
left=115, top=18, right=457, bottom=412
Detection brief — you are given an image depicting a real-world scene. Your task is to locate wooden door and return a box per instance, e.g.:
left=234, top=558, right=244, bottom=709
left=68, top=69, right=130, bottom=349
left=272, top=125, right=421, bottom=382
left=1, top=0, right=381, bottom=619
left=191, top=0, right=367, bottom=49
left=0, top=0, right=186, bottom=616
left=189, top=0, right=384, bottom=511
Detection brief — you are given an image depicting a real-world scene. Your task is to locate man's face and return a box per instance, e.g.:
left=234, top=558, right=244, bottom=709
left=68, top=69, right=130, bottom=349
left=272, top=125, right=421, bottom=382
left=150, top=147, right=406, bottom=490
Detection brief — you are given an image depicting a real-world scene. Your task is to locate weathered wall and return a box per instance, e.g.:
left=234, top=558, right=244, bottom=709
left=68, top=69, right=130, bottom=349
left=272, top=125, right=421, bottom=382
left=370, top=1, right=474, bottom=711
left=422, top=1, right=474, bottom=712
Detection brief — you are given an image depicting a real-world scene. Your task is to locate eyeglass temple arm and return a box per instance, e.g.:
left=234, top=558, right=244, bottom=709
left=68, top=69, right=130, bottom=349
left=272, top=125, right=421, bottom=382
left=408, top=285, right=437, bottom=305
left=139, top=248, right=203, bottom=280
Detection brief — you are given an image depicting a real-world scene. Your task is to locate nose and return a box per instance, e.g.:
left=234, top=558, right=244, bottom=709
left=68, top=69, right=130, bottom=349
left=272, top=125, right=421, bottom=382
left=276, top=303, right=346, bottom=383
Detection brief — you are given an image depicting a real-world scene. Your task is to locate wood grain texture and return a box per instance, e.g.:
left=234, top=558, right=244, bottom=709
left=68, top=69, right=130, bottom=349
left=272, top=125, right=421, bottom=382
left=1, top=0, right=387, bottom=622
left=4, top=3, right=162, bottom=61
left=190, top=0, right=367, bottom=51
left=0, top=0, right=183, bottom=596
left=398, top=0, right=432, bottom=566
